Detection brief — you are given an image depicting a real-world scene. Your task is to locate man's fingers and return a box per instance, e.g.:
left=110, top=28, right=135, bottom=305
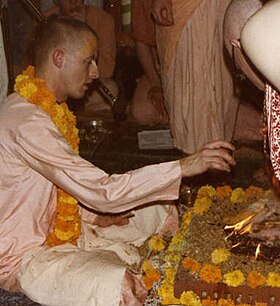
left=202, top=140, right=235, bottom=152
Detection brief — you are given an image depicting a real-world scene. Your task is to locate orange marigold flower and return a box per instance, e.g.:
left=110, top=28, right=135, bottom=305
left=202, top=297, right=217, bottom=306
left=56, top=201, right=78, bottom=216
left=247, top=271, right=266, bottom=288
left=217, top=298, right=235, bottom=306
left=182, top=257, right=201, bottom=273
left=199, top=264, right=222, bottom=284
left=245, top=186, right=264, bottom=201
left=216, top=185, right=232, bottom=200
left=141, top=260, right=161, bottom=290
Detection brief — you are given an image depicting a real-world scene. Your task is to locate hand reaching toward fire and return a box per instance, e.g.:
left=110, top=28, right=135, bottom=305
left=180, top=140, right=236, bottom=177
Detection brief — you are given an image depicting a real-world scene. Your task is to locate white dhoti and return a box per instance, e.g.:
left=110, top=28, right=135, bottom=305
left=17, top=204, right=177, bottom=306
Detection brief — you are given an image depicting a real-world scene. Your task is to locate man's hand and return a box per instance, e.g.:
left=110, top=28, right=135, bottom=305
left=180, top=140, right=236, bottom=177
left=151, top=0, right=174, bottom=26
left=93, top=212, right=134, bottom=228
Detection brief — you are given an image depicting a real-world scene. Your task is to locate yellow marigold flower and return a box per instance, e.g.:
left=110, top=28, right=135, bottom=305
left=54, top=228, right=75, bottom=241
left=182, top=257, right=201, bottom=273
left=161, top=296, right=180, bottom=305
left=158, top=281, right=180, bottom=305
left=149, top=235, right=166, bottom=251
left=254, top=303, right=268, bottom=306
left=199, top=264, right=222, bottom=284
left=197, top=185, right=216, bottom=199
left=247, top=271, right=266, bottom=288
left=141, top=260, right=161, bottom=290
left=164, top=267, right=176, bottom=280
left=193, top=197, right=212, bottom=215
left=266, top=272, right=280, bottom=287
left=211, top=248, right=230, bottom=264
left=19, top=82, right=38, bottom=100
left=202, top=297, right=217, bottom=306
left=216, top=185, right=232, bottom=200
left=245, top=186, right=264, bottom=201
left=239, top=304, right=252, bottom=306
left=230, top=188, right=247, bottom=204
left=180, top=290, right=202, bottom=306
left=223, top=270, right=245, bottom=287
left=217, top=299, right=235, bottom=306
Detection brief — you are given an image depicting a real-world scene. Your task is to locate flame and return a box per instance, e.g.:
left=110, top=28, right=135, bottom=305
left=255, top=243, right=261, bottom=259
left=224, top=213, right=256, bottom=235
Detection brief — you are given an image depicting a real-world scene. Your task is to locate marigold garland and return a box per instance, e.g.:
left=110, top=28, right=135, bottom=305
left=14, top=66, right=81, bottom=247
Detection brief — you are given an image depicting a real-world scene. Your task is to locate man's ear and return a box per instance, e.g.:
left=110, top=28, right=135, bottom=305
left=52, top=49, right=65, bottom=68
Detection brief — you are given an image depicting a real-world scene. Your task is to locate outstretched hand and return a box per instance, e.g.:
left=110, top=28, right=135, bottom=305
left=179, top=140, right=236, bottom=177
left=151, top=0, right=174, bottom=26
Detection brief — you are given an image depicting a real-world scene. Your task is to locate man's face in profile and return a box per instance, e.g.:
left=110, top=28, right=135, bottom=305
left=60, top=31, right=99, bottom=100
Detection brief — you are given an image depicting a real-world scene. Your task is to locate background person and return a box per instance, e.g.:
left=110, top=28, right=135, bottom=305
left=151, top=0, right=239, bottom=154
left=129, top=0, right=168, bottom=125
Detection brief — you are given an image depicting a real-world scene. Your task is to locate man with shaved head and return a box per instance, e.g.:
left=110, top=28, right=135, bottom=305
left=0, top=15, right=235, bottom=305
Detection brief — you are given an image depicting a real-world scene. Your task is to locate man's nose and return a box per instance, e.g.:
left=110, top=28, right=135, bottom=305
left=89, top=60, right=99, bottom=80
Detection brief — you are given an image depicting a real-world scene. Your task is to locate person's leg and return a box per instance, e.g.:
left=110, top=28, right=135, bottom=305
left=18, top=244, right=126, bottom=306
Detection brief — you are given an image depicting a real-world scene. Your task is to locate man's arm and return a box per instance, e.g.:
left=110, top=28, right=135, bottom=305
left=151, top=0, right=174, bottom=26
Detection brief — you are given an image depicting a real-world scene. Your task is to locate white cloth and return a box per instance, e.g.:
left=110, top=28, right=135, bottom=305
left=18, top=244, right=125, bottom=306
left=18, top=204, right=173, bottom=306
left=82, top=204, right=172, bottom=265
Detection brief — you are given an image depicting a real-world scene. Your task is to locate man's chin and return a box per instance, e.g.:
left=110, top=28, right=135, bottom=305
left=69, top=92, right=86, bottom=101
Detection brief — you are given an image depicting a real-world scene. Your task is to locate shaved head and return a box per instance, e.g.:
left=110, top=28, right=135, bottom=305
left=30, top=14, right=97, bottom=68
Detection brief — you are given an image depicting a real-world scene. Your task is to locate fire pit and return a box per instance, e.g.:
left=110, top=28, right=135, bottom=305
left=169, top=186, right=280, bottom=305
left=224, top=195, right=280, bottom=261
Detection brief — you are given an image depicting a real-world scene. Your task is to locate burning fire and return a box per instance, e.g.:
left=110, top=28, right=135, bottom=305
left=224, top=195, right=280, bottom=261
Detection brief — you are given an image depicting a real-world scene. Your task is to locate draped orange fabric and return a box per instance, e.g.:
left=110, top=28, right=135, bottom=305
left=156, top=0, right=203, bottom=73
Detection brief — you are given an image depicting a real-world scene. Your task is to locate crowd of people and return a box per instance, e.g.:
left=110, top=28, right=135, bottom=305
left=1, top=0, right=278, bottom=305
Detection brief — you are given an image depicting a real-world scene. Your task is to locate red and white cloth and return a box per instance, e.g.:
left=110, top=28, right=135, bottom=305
left=266, top=83, right=280, bottom=180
